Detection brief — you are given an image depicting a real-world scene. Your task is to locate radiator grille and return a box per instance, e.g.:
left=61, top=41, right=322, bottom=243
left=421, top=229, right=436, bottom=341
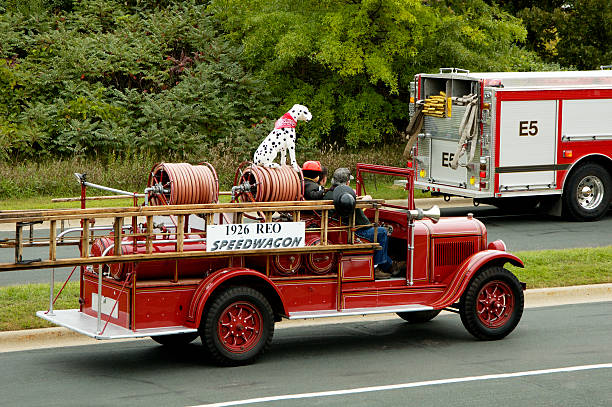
left=434, top=240, right=476, bottom=268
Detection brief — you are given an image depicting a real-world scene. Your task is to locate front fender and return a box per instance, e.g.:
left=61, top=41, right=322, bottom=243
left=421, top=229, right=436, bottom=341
left=186, top=268, right=287, bottom=328
left=430, top=250, right=524, bottom=309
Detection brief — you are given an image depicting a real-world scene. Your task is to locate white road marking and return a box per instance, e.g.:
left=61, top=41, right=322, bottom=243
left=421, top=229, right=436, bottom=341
left=189, top=363, right=612, bottom=407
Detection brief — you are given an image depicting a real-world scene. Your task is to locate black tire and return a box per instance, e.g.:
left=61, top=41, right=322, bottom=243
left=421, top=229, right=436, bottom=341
left=151, top=332, right=199, bottom=346
left=200, top=286, right=274, bottom=366
left=397, top=310, right=441, bottom=323
left=459, top=266, right=524, bottom=340
left=563, top=163, right=611, bottom=221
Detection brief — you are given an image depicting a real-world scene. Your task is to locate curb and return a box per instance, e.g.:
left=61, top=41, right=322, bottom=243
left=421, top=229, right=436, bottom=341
left=524, top=283, right=612, bottom=306
left=1, top=284, right=610, bottom=353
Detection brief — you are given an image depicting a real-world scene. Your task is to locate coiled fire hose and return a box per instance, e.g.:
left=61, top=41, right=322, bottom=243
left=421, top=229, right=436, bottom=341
left=233, top=163, right=304, bottom=202
left=450, top=94, right=479, bottom=169
left=147, top=162, right=219, bottom=205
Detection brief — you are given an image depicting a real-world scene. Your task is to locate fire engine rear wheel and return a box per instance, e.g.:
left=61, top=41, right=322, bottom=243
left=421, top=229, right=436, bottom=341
left=563, top=163, right=611, bottom=221
left=151, top=332, right=199, bottom=346
left=396, top=310, right=441, bottom=323
left=459, top=266, right=524, bottom=340
left=200, top=287, right=274, bottom=366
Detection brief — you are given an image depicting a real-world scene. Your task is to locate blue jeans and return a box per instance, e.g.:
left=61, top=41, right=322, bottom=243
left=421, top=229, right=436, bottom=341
left=356, top=227, right=393, bottom=272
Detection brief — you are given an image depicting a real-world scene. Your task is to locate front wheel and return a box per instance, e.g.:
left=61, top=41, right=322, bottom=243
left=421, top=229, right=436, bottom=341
left=460, top=266, right=524, bottom=340
left=563, top=163, right=611, bottom=221
left=200, top=286, right=275, bottom=366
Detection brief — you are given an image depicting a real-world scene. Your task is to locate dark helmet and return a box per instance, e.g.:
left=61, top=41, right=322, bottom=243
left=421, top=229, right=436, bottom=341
left=332, top=184, right=356, bottom=217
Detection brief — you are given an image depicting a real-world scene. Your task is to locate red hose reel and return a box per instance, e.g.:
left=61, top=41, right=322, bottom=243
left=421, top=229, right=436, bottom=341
left=147, top=162, right=219, bottom=205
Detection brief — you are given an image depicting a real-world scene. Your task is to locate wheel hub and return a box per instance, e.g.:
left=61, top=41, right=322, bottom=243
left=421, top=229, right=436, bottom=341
left=218, top=302, right=262, bottom=353
left=476, top=281, right=515, bottom=328
left=577, top=176, right=604, bottom=210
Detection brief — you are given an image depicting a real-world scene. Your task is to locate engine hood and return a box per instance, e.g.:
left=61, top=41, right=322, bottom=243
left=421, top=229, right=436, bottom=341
left=419, top=216, right=486, bottom=237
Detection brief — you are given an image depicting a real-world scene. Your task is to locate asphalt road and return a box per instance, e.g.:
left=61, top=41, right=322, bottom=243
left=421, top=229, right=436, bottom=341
left=0, top=206, right=610, bottom=286
left=1, top=302, right=611, bottom=406
left=441, top=205, right=612, bottom=252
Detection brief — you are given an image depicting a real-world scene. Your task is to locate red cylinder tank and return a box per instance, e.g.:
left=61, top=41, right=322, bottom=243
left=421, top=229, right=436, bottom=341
left=90, top=235, right=227, bottom=281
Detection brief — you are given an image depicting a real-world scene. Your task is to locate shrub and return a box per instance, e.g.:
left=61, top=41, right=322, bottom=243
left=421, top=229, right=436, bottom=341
left=0, top=0, right=272, bottom=159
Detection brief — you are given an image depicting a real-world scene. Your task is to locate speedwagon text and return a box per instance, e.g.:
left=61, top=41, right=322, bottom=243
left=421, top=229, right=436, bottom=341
left=206, top=221, right=306, bottom=253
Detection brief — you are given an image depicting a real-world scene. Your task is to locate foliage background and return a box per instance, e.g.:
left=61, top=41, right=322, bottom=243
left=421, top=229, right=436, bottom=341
left=0, top=0, right=609, bottom=188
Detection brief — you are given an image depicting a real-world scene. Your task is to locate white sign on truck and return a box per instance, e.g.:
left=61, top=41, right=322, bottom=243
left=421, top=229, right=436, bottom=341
left=206, top=222, right=306, bottom=252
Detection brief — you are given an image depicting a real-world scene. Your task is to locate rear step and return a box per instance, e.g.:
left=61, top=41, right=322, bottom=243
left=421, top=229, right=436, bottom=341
left=36, top=309, right=197, bottom=340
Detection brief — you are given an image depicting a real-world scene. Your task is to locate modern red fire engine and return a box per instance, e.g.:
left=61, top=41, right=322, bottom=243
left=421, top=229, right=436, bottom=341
left=408, top=68, right=612, bottom=220
left=0, top=162, right=525, bottom=365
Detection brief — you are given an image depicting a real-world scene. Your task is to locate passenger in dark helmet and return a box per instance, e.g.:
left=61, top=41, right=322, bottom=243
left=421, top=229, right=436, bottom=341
left=324, top=168, right=403, bottom=280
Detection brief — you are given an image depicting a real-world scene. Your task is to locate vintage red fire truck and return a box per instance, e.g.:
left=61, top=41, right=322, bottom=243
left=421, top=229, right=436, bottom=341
left=1, top=163, right=525, bottom=365
left=408, top=68, right=612, bottom=220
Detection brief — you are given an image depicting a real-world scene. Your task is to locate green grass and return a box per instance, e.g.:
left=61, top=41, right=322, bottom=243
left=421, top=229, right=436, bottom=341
left=1, top=246, right=611, bottom=332
left=0, top=196, right=137, bottom=211
left=0, top=145, right=409, bottom=201
left=508, top=246, right=612, bottom=289
left=361, top=179, right=430, bottom=200
left=0, top=179, right=428, bottom=210
left=0, top=282, right=80, bottom=331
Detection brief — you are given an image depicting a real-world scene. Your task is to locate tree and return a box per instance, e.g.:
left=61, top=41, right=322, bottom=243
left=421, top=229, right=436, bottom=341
left=210, top=0, right=548, bottom=147
left=492, top=0, right=612, bottom=69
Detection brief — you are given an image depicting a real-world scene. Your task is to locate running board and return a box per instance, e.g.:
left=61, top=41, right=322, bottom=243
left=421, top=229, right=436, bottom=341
left=36, top=310, right=197, bottom=340
left=288, top=304, right=433, bottom=320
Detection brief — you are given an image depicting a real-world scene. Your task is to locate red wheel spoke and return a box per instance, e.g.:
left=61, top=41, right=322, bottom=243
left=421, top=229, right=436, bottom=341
left=217, top=301, right=264, bottom=354
left=476, top=280, right=515, bottom=328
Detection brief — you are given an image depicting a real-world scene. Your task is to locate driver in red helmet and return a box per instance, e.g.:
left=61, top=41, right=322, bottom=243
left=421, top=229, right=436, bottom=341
left=302, top=160, right=327, bottom=200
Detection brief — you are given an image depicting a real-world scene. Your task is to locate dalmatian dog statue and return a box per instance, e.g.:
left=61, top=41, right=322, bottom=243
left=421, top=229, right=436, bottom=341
left=253, top=104, right=312, bottom=172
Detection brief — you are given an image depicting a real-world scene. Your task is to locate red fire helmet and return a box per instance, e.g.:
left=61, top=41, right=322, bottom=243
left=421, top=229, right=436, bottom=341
left=302, top=160, right=322, bottom=172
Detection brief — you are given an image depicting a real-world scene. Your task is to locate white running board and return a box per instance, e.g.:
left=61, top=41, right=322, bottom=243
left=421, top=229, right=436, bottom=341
left=36, top=309, right=197, bottom=340
left=288, top=304, right=433, bottom=320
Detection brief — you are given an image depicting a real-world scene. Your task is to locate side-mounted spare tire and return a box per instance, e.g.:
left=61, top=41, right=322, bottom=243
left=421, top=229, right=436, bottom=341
left=151, top=332, right=199, bottom=346
left=397, top=310, right=441, bottom=323
left=459, top=266, right=524, bottom=340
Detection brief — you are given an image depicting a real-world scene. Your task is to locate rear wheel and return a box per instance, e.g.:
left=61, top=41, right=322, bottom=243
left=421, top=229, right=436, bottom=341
left=151, top=332, right=199, bottom=346
left=200, top=286, right=275, bottom=366
left=460, top=266, right=524, bottom=340
left=397, top=310, right=441, bottom=323
left=563, top=163, right=611, bottom=221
